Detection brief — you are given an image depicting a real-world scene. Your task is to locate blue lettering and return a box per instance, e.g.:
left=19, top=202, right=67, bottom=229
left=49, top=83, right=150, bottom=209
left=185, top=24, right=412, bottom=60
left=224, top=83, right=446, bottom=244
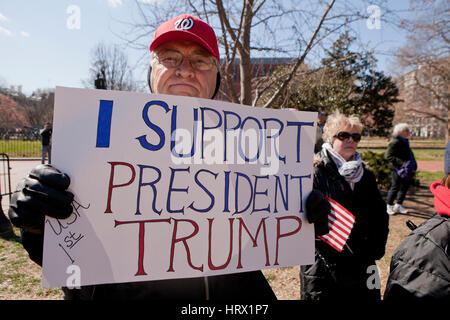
left=136, top=100, right=170, bottom=151
left=263, top=118, right=286, bottom=164
left=96, top=100, right=114, bottom=148
left=171, top=105, right=198, bottom=158
left=167, top=167, right=190, bottom=214
left=135, top=165, right=162, bottom=215
left=290, top=174, right=311, bottom=213
left=274, top=174, right=289, bottom=213
left=223, top=110, right=241, bottom=162
left=188, top=169, right=218, bottom=213
left=238, top=116, right=263, bottom=163
left=223, top=171, right=231, bottom=213
left=252, top=175, right=270, bottom=214
left=234, top=172, right=254, bottom=214
left=201, top=107, right=222, bottom=159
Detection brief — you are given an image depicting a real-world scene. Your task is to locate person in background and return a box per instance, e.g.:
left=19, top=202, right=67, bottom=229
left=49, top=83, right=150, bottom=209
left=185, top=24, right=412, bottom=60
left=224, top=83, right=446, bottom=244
left=300, top=110, right=389, bottom=300
left=385, top=123, right=417, bottom=215
left=384, top=141, right=449, bottom=300
left=40, top=122, right=52, bottom=164
left=314, top=111, right=328, bottom=153
left=8, top=14, right=330, bottom=300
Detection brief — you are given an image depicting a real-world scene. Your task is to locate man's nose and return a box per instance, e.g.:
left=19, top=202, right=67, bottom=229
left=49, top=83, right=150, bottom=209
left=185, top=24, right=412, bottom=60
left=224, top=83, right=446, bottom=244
left=176, top=57, right=195, bottom=76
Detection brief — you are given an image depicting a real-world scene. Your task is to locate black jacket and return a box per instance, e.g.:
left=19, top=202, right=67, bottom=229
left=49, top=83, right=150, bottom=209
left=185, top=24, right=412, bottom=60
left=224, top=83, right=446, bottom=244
left=40, top=129, right=52, bottom=146
left=300, top=150, right=389, bottom=300
left=385, top=136, right=412, bottom=170
left=62, top=270, right=276, bottom=300
left=384, top=214, right=450, bottom=300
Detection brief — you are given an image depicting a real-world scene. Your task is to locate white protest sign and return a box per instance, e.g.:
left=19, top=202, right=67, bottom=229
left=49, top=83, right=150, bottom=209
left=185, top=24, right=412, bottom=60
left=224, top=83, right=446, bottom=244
left=42, top=86, right=317, bottom=288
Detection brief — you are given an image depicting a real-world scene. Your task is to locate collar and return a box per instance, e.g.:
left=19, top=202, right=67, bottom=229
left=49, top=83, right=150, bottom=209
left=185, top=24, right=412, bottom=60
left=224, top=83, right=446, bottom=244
left=397, top=136, right=410, bottom=146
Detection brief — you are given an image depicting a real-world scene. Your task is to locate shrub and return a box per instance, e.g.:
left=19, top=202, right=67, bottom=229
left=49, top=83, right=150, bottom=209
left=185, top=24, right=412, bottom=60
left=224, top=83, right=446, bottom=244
left=360, top=150, right=391, bottom=190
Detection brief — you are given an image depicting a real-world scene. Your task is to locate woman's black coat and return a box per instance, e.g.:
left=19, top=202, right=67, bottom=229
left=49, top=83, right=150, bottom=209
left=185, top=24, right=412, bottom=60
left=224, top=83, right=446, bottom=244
left=300, top=150, right=389, bottom=300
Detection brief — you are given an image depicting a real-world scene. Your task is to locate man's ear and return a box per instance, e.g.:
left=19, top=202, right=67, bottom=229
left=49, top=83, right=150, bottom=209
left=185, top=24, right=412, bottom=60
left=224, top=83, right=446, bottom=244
left=212, top=71, right=220, bottom=99
left=147, top=66, right=152, bottom=93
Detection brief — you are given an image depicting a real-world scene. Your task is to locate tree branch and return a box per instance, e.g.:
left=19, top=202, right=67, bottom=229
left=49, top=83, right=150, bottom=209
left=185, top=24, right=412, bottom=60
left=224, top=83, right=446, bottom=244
left=263, top=0, right=336, bottom=108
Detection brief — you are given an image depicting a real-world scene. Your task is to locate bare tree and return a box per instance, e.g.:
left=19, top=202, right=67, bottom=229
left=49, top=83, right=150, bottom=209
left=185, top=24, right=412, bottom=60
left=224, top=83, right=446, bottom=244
left=394, top=0, right=449, bottom=138
left=120, top=0, right=401, bottom=108
left=83, top=42, right=142, bottom=91
left=22, top=93, right=53, bottom=127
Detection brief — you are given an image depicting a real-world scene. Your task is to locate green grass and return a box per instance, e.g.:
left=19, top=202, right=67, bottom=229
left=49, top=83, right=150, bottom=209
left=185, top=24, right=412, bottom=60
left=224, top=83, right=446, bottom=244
left=0, top=140, right=41, bottom=158
left=412, top=149, right=446, bottom=161
left=416, top=171, right=445, bottom=182
left=0, top=227, right=63, bottom=299
left=265, top=273, right=276, bottom=282
left=359, top=138, right=446, bottom=149
left=358, top=147, right=445, bottom=162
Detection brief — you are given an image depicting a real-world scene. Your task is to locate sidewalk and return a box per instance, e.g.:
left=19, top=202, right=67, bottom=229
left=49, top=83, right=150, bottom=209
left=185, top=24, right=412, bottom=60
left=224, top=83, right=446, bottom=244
left=417, top=160, right=444, bottom=172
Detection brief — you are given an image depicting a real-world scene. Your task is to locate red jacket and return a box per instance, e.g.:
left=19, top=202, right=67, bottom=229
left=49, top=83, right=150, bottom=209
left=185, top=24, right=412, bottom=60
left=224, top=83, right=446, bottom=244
left=430, top=181, right=450, bottom=217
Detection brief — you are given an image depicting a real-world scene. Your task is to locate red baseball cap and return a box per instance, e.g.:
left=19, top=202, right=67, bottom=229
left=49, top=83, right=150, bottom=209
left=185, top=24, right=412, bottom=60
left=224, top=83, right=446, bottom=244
left=149, top=14, right=220, bottom=62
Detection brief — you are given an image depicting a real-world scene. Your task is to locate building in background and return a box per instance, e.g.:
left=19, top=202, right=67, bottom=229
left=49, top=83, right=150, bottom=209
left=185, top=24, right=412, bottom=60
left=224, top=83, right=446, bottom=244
left=393, top=58, right=448, bottom=139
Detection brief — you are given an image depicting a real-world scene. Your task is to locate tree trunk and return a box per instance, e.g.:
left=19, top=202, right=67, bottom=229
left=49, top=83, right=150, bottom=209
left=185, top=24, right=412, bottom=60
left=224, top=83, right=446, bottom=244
left=239, top=0, right=254, bottom=106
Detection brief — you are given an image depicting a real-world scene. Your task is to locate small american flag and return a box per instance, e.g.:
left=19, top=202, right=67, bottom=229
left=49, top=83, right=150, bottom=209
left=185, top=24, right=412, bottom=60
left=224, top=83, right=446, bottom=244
left=318, top=197, right=355, bottom=252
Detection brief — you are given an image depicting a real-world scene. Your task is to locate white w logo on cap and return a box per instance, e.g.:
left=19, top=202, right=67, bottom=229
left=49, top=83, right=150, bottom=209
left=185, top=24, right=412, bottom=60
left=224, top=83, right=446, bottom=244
left=174, top=18, right=194, bottom=30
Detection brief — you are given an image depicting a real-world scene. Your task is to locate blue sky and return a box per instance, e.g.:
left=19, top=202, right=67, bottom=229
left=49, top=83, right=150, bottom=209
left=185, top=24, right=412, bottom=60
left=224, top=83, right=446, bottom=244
left=0, top=0, right=412, bottom=96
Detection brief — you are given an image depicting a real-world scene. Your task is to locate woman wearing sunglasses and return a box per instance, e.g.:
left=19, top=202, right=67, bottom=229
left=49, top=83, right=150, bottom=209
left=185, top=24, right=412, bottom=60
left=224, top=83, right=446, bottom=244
left=300, top=110, right=389, bottom=300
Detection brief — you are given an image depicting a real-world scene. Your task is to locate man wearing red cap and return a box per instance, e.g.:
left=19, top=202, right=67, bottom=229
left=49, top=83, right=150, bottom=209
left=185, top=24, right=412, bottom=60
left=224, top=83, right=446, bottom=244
left=148, top=14, right=221, bottom=100
left=9, top=14, right=329, bottom=300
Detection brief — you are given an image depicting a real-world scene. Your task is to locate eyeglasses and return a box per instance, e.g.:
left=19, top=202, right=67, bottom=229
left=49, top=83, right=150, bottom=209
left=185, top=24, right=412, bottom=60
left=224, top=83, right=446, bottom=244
left=154, top=50, right=217, bottom=71
left=334, top=131, right=362, bottom=142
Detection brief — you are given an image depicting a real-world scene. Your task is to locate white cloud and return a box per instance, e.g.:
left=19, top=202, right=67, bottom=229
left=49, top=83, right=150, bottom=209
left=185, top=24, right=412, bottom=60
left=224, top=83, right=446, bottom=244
left=108, top=0, right=123, bottom=7
left=20, top=31, right=30, bottom=37
left=0, top=12, right=9, bottom=22
left=0, top=26, right=12, bottom=36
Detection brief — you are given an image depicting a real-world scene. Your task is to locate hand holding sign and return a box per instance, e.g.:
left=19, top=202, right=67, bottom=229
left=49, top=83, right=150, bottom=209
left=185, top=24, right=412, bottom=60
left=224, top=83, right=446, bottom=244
left=9, top=164, right=73, bottom=231
left=8, top=164, right=74, bottom=264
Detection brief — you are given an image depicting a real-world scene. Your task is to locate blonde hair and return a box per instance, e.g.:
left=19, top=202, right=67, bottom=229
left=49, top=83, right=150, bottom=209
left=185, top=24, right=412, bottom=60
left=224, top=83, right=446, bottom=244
left=322, top=110, right=363, bottom=143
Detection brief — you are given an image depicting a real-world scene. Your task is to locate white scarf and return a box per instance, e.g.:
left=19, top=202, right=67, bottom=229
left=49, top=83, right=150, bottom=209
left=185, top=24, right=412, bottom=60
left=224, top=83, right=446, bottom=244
left=322, top=142, right=364, bottom=190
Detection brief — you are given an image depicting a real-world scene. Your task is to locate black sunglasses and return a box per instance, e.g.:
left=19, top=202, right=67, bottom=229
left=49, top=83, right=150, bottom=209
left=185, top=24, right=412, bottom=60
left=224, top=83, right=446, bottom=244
left=334, top=131, right=362, bottom=142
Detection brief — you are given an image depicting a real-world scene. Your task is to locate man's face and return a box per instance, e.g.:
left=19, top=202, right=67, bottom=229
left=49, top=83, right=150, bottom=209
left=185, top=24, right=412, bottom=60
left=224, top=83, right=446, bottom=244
left=318, top=115, right=327, bottom=125
left=150, top=40, right=218, bottom=99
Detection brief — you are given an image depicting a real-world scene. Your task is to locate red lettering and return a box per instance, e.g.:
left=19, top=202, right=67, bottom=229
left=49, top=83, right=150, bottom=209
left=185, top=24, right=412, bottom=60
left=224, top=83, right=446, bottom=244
left=208, top=218, right=234, bottom=270
left=114, top=219, right=171, bottom=276
left=105, top=162, right=136, bottom=213
left=274, top=216, right=302, bottom=265
left=237, top=217, right=270, bottom=269
left=168, top=219, right=203, bottom=272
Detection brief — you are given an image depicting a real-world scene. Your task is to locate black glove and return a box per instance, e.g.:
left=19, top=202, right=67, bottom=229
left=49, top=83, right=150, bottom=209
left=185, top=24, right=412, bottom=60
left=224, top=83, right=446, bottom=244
left=8, top=164, right=73, bottom=265
left=305, top=190, right=330, bottom=236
